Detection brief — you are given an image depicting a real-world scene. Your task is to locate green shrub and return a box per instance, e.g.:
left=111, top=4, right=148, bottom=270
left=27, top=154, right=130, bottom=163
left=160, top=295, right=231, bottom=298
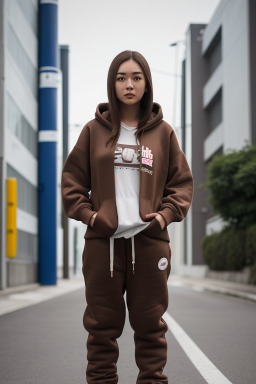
left=203, top=144, right=256, bottom=228
left=202, top=226, right=247, bottom=271
left=202, top=231, right=228, bottom=270
left=202, top=232, right=222, bottom=269
left=246, top=223, right=256, bottom=266
left=224, top=226, right=246, bottom=270
left=249, top=262, right=256, bottom=285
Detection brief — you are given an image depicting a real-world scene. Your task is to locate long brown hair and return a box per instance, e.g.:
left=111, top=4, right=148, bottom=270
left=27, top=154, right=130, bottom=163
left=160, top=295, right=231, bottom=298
left=106, top=50, right=153, bottom=149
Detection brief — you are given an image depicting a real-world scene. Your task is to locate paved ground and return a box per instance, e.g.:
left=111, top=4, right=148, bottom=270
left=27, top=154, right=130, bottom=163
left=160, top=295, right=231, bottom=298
left=170, top=274, right=256, bottom=302
left=1, top=274, right=256, bottom=317
left=0, top=277, right=85, bottom=316
left=1, top=274, right=256, bottom=383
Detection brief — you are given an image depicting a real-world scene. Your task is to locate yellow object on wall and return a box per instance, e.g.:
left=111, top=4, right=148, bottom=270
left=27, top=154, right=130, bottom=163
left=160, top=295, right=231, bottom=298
left=6, top=178, right=17, bottom=258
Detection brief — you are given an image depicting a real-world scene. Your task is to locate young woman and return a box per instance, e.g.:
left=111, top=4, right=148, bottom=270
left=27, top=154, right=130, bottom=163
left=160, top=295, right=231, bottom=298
left=61, top=50, right=194, bottom=384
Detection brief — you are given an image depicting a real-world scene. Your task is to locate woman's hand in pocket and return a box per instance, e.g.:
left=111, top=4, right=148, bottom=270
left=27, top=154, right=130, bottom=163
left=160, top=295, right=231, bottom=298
left=89, top=212, right=98, bottom=228
left=145, top=212, right=166, bottom=230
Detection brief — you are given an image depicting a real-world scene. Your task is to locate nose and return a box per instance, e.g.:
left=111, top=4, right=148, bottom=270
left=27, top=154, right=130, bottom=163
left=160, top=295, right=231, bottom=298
left=126, top=78, right=133, bottom=89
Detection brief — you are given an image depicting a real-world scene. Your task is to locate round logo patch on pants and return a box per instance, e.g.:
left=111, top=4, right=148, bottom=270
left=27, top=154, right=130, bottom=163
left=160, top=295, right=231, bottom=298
left=158, top=257, right=168, bottom=270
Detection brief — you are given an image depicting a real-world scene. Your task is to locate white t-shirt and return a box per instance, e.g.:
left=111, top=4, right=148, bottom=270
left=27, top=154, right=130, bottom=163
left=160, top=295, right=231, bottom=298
left=111, top=121, right=151, bottom=238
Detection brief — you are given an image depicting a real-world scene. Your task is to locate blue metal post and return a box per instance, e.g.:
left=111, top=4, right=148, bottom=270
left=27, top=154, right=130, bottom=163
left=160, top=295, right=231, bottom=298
left=38, top=0, right=58, bottom=285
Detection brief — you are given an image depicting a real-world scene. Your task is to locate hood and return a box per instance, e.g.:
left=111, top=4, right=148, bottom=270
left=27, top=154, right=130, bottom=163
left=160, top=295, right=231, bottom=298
left=95, top=102, right=163, bottom=132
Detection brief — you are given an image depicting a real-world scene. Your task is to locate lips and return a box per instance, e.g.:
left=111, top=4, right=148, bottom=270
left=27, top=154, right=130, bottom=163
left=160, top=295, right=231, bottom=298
left=125, top=93, right=135, bottom=96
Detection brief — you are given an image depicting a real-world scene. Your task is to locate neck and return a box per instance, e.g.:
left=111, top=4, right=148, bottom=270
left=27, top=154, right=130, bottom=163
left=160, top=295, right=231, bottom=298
left=118, top=101, right=141, bottom=125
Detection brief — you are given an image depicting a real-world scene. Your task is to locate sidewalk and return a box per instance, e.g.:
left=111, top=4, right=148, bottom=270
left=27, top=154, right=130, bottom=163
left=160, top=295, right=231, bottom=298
left=0, top=273, right=255, bottom=317
left=169, top=275, right=256, bottom=302
left=0, top=276, right=85, bottom=316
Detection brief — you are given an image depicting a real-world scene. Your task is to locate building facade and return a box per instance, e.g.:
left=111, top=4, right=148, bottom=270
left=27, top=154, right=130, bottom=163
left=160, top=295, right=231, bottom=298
left=0, top=0, right=39, bottom=288
left=180, top=0, right=256, bottom=277
left=0, top=0, right=62, bottom=289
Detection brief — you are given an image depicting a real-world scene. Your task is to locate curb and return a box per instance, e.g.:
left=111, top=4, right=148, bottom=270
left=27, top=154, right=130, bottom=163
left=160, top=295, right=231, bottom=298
left=168, top=276, right=256, bottom=303
left=0, top=283, right=40, bottom=297
left=0, top=277, right=85, bottom=316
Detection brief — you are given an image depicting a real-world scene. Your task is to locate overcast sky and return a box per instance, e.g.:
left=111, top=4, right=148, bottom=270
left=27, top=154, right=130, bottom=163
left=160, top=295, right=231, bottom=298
left=58, top=0, right=221, bottom=145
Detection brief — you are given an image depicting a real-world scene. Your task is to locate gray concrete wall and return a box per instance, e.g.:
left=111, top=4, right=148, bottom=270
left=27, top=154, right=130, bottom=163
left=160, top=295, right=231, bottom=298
left=7, top=260, right=38, bottom=287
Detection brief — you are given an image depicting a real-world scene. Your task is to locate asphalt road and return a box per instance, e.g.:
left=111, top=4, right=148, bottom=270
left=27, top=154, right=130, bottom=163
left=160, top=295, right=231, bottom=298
left=1, top=284, right=256, bottom=384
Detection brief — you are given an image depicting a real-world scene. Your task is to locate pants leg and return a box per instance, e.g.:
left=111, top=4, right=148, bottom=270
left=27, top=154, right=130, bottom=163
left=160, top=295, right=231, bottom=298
left=125, top=232, right=171, bottom=384
left=82, top=237, right=126, bottom=384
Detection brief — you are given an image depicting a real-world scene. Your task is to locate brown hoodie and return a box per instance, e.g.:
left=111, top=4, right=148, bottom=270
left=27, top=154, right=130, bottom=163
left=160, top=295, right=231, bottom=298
left=61, top=102, right=194, bottom=243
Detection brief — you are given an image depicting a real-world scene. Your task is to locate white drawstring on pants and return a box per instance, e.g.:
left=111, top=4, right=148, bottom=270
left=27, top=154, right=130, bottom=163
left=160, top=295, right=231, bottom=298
left=109, top=236, right=135, bottom=277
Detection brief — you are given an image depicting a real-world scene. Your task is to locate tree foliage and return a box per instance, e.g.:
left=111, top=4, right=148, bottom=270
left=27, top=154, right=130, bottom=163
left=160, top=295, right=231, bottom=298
left=203, top=144, right=256, bottom=228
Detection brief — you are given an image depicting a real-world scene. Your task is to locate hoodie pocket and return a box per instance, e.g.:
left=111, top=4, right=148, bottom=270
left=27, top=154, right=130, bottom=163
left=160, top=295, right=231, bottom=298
left=155, top=216, right=163, bottom=231
left=141, top=216, right=162, bottom=235
left=91, top=198, right=118, bottom=237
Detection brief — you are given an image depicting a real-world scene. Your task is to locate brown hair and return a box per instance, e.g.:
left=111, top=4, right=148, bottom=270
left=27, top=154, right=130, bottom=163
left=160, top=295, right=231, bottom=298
left=106, top=50, right=153, bottom=149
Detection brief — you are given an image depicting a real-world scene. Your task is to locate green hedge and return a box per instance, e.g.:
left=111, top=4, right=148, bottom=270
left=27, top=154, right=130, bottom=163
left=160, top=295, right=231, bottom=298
left=202, top=223, right=256, bottom=283
left=245, top=223, right=256, bottom=265
left=202, top=222, right=256, bottom=284
left=203, top=144, right=256, bottom=228
left=202, top=226, right=247, bottom=271
left=246, top=223, right=256, bottom=284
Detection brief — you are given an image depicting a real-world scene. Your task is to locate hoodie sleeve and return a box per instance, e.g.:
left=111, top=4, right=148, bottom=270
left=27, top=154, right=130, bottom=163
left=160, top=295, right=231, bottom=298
left=61, top=124, right=97, bottom=226
left=157, top=129, right=194, bottom=227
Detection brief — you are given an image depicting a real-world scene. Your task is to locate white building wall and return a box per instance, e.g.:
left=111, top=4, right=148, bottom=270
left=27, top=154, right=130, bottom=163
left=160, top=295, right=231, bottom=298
left=203, top=0, right=251, bottom=161
left=202, top=0, right=251, bottom=235
left=7, top=1, right=37, bottom=68
left=206, top=214, right=227, bottom=235
left=5, top=129, right=37, bottom=187
left=204, top=122, right=224, bottom=161
left=5, top=0, right=38, bottom=217
left=2, top=0, right=38, bottom=288
left=0, top=0, right=6, bottom=289
left=223, top=0, right=251, bottom=151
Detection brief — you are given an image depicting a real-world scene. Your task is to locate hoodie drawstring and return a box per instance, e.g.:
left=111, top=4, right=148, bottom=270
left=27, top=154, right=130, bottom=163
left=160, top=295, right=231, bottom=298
left=131, top=235, right=135, bottom=274
left=110, top=237, right=114, bottom=277
left=109, top=236, right=135, bottom=277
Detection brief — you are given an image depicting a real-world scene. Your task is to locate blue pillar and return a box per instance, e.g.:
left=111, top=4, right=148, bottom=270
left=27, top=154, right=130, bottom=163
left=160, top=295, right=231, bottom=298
left=38, top=0, right=58, bottom=285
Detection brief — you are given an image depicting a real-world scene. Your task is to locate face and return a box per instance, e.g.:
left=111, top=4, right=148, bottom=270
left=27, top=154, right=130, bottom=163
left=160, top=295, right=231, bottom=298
left=115, top=59, right=147, bottom=106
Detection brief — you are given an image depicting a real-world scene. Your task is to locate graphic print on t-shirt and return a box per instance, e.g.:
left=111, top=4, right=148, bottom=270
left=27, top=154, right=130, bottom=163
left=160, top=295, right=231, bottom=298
left=114, top=144, right=140, bottom=169
left=114, top=143, right=154, bottom=175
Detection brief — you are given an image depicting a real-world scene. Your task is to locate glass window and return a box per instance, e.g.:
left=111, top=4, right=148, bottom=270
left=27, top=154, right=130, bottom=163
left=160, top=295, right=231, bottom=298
left=205, top=27, right=222, bottom=78
left=17, top=0, right=38, bottom=38
left=6, top=93, right=38, bottom=157
left=206, top=87, right=222, bottom=132
left=7, top=24, right=37, bottom=97
left=7, top=164, right=38, bottom=217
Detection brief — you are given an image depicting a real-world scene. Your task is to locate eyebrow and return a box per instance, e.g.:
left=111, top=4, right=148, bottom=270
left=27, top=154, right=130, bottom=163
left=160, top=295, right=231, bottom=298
left=116, top=72, right=143, bottom=75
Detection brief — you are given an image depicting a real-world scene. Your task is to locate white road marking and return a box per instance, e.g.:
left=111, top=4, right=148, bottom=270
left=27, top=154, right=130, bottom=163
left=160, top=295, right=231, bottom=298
left=163, top=311, right=233, bottom=384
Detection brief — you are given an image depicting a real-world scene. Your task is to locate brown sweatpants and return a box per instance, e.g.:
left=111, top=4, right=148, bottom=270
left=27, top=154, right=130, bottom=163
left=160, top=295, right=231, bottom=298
left=82, top=223, right=171, bottom=384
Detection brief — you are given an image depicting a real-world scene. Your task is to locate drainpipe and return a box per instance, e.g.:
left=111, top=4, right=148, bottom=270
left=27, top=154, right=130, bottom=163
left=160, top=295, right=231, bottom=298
left=38, top=0, right=58, bottom=285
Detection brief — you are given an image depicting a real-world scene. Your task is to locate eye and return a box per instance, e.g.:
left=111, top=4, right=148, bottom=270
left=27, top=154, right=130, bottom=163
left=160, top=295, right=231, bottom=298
left=116, top=77, right=124, bottom=81
left=134, top=76, right=141, bottom=80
